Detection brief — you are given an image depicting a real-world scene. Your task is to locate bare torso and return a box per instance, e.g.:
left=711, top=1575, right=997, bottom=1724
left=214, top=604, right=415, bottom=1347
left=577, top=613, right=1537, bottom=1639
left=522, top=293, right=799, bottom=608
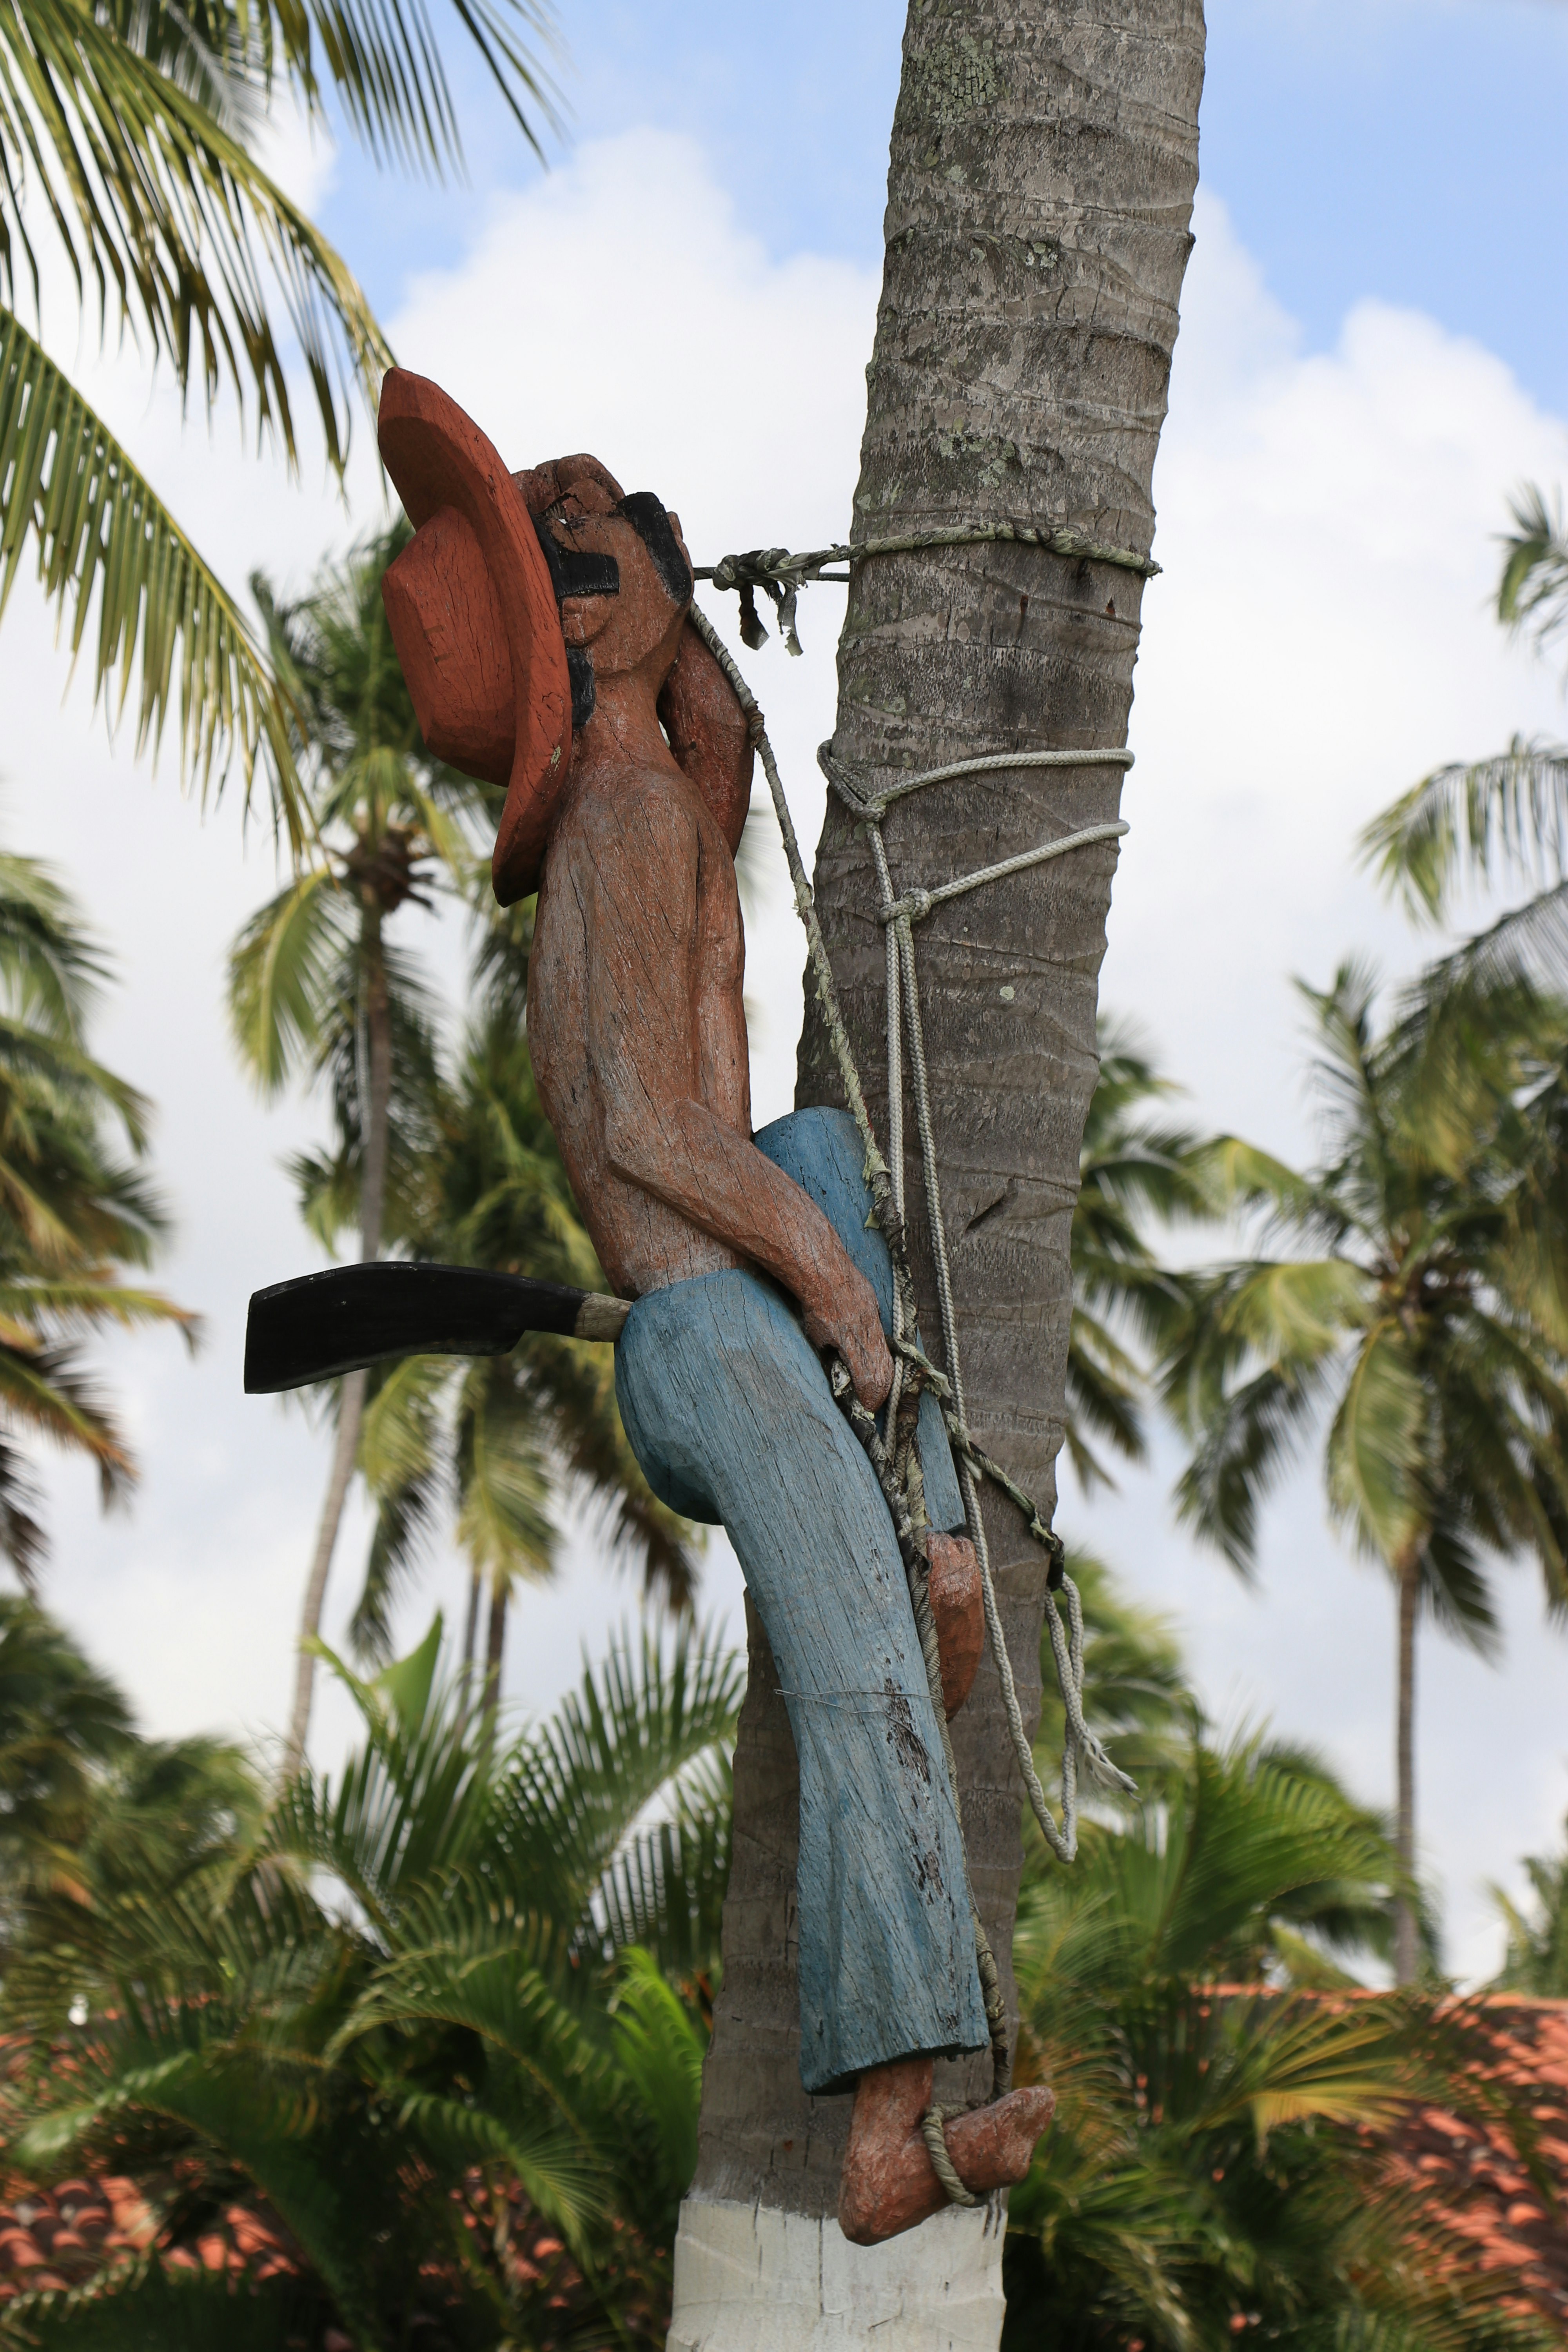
left=529, top=743, right=752, bottom=1298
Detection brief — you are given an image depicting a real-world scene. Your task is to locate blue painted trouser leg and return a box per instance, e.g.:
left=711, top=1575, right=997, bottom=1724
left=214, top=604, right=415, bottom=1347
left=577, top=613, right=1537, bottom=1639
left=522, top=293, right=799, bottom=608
left=613, top=1106, right=988, bottom=2095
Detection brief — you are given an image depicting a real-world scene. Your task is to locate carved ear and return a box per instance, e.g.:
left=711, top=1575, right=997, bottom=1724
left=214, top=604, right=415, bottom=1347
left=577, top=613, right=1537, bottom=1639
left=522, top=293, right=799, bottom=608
left=658, top=621, right=754, bottom=858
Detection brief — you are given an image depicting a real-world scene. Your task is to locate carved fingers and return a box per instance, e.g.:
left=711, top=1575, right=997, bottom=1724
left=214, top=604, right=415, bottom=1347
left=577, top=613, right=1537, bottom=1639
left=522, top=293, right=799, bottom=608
left=803, top=1271, right=894, bottom=1414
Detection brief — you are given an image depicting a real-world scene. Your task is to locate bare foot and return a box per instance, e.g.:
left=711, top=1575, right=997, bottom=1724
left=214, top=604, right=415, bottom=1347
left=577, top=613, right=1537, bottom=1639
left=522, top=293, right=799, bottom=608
left=927, top=1535, right=983, bottom=1719
left=837, top=2055, right=1054, bottom=2247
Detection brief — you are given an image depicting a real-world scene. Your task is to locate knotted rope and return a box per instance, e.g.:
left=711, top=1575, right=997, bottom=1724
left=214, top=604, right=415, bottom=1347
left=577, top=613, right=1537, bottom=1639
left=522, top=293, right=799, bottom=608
left=695, top=521, right=1159, bottom=656
left=684, top=566, right=1138, bottom=2194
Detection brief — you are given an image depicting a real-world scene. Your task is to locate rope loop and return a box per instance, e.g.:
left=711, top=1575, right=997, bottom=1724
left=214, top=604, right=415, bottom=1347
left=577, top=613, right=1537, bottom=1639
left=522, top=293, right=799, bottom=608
left=922, top=2106, right=981, bottom=2209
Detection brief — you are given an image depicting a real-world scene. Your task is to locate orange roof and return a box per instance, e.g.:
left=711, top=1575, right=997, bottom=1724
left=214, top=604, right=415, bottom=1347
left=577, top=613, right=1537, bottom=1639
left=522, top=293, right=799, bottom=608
left=1385, top=1995, right=1568, bottom=2334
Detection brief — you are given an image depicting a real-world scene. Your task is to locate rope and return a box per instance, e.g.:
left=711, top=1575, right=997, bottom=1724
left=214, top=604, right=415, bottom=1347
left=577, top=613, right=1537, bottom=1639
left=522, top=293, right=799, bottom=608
left=825, top=740, right=1137, bottom=1862
left=695, top=522, right=1158, bottom=655
left=920, top=2106, right=980, bottom=2209
left=873, top=821, right=1129, bottom=928
left=683, top=600, right=1136, bottom=2186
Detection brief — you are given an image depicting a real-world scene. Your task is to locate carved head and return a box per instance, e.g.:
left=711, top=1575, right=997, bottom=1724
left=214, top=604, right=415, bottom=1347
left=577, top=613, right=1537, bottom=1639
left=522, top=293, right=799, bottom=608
left=516, top=454, right=695, bottom=738
left=376, top=370, right=697, bottom=908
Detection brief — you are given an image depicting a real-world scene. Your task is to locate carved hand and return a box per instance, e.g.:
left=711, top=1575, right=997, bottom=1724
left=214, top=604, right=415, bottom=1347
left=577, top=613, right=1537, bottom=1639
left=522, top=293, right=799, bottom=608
left=802, top=1269, right=893, bottom=1414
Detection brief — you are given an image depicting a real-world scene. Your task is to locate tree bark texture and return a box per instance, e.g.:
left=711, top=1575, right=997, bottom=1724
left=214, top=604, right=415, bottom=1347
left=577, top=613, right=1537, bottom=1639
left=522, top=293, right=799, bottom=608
left=693, top=0, right=1204, bottom=2219
left=1393, top=1553, right=1419, bottom=1985
left=285, top=925, right=393, bottom=1772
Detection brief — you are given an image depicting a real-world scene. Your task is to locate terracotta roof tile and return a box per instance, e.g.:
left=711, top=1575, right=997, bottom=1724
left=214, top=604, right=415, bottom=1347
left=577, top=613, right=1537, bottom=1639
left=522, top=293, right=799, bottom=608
left=1384, top=1995, right=1568, bottom=2331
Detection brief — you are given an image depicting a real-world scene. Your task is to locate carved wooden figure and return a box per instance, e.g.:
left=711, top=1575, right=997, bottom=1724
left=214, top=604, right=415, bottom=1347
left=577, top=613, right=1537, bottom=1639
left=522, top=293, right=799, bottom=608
left=373, top=368, right=1054, bottom=2246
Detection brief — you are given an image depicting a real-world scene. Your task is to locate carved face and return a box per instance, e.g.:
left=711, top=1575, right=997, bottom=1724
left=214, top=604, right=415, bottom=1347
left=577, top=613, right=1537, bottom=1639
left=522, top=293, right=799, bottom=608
left=526, top=467, right=695, bottom=728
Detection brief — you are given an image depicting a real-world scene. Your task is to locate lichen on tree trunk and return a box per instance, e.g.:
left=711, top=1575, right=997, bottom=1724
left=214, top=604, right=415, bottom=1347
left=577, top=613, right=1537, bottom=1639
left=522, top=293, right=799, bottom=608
left=690, top=0, right=1205, bottom=2229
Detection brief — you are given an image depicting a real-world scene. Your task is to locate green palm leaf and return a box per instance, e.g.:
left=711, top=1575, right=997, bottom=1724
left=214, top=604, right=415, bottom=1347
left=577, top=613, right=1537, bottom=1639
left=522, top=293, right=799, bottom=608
left=1357, top=737, right=1568, bottom=924
left=227, top=867, right=354, bottom=1092
left=0, top=0, right=390, bottom=452
left=1325, top=1318, right=1425, bottom=1563
left=0, top=312, right=307, bottom=838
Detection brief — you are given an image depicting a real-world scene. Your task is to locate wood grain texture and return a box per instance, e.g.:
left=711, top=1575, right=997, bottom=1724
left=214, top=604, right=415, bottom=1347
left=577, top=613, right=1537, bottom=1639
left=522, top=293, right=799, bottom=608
left=696, top=0, right=1205, bottom=2221
left=377, top=370, right=573, bottom=902
left=928, top=1532, right=984, bottom=1720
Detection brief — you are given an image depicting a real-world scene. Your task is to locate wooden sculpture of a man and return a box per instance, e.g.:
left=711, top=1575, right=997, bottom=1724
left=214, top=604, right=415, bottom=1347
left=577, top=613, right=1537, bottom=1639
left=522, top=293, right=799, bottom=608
left=376, top=369, right=1053, bottom=2246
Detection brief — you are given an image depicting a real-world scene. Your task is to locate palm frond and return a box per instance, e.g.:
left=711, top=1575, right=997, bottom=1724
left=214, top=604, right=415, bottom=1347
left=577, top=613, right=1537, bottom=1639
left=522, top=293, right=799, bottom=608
left=1357, top=737, right=1568, bottom=924
left=496, top=1622, right=743, bottom=1924
left=608, top=1948, right=703, bottom=2200
left=0, top=312, right=306, bottom=838
left=0, top=0, right=392, bottom=460
left=1324, top=1319, right=1425, bottom=1565
left=227, top=868, right=352, bottom=1093
left=351, top=1354, right=452, bottom=1662
left=1498, top=482, right=1568, bottom=646
left=236, top=0, right=564, bottom=179
left=595, top=1757, right=731, bottom=1981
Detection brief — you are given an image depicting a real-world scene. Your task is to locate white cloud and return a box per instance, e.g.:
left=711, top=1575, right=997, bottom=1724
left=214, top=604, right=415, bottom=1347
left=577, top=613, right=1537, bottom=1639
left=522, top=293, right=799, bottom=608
left=3, top=142, right=1565, bottom=1974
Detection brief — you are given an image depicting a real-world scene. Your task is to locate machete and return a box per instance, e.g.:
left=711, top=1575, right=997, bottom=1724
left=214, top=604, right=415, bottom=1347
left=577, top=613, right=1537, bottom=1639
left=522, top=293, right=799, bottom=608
left=244, top=1262, right=631, bottom=1395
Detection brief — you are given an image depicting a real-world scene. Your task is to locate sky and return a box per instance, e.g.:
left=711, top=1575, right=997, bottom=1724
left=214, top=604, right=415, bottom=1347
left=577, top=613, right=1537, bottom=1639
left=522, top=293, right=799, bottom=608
left=4, top=0, right=1568, bottom=1980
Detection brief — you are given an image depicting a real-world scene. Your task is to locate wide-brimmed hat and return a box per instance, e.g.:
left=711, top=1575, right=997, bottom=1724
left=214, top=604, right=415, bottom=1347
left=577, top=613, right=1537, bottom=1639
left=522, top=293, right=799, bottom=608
left=378, top=369, right=572, bottom=905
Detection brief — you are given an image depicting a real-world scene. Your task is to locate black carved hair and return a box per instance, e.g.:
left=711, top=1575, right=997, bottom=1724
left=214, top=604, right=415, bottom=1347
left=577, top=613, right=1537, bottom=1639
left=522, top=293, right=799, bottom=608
left=615, top=493, right=694, bottom=604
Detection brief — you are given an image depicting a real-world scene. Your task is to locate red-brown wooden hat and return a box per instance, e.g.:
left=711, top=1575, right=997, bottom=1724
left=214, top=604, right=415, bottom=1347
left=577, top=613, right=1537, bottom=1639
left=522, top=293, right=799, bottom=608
left=377, top=369, right=572, bottom=904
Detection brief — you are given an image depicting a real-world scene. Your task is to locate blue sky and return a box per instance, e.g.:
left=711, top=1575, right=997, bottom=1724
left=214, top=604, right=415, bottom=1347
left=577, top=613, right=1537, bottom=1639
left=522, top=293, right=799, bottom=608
left=316, top=0, right=1568, bottom=408
left=7, top=0, right=1568, bottom=1980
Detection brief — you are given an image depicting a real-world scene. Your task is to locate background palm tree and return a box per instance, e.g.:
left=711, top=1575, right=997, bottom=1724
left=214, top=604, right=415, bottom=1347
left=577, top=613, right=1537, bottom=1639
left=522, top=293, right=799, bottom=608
left=0, top=1568, right=1552, bottom=2347
left=0, top=1591, right=259, bottom=1980
left=0, top=1610, right=740, bottom=2346
left=1161, top=961, right=1568, bottom=1982
left=0, top=847, right=192, bottom=1579
left=0, top=0, right=561, bottom=830
left=699, top=11, right=1207, bottom=2302
left=229, top=519, right=495, bottom=1766
left=1003, top=1730, right=1541, bottom=2351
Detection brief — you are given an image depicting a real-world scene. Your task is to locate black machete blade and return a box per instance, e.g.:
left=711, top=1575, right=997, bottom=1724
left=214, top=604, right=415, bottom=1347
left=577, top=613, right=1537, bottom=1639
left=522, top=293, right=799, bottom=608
left=244, top=1262, right=595, bottom=1394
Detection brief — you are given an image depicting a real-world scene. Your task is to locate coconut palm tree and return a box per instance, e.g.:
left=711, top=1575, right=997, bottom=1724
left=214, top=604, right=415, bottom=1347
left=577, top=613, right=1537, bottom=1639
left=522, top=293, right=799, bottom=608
left=691, top=4, right=1205, bottom=2323
left=0, top=1594, right=132, bottom=1881
left=1003, top=1731, right=1543, bottom=2350
left=0, top=0, right=560, bottom=835
left=229, top=519, right=496, bottom=1766
left=1159, top=961, right=1568, bottom=1984
left=0, top=1612, right=741, bottom=2345
left=0, top=850, right=192, bottom=1578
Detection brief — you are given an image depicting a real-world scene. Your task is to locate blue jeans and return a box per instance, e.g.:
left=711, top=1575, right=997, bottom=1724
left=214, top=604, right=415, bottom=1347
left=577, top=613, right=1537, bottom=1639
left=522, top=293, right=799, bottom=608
left=613, top=1107, right=987, bottom=2094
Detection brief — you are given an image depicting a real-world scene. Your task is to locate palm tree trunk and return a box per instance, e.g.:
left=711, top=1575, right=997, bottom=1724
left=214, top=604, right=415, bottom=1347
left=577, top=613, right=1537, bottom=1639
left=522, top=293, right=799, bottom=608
left=285, top=919, right=393, bottom=1773
left=1393, top=1546, right=1420, bottom=1984
left=483, top=1578, right=507, bottom=1724
left=462, top=1568, right=483, bottom=1688
left=675, top=4, right=1204, bottom=2340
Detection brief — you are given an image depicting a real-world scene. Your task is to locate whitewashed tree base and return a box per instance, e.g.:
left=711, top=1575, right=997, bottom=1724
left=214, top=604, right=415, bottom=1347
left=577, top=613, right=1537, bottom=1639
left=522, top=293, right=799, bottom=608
left=666, top=2194, right=1007, bottom=2352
